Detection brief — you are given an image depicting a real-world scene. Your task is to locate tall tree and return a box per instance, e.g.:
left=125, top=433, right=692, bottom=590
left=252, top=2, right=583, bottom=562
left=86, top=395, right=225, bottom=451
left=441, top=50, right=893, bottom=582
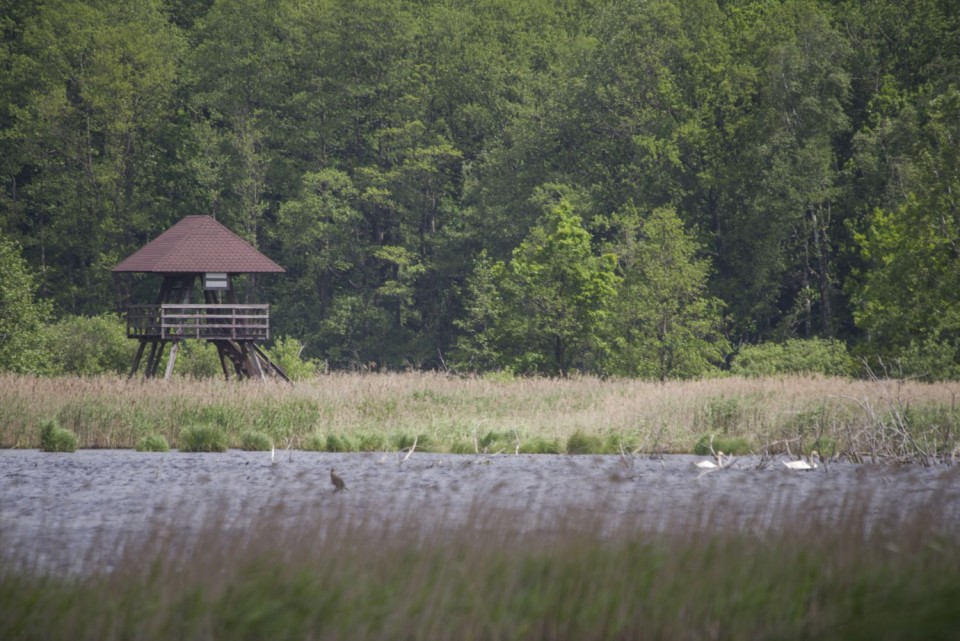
left=1, top=0, right=184, bottom=314
left=850, top=86, right=960, bottom=371
left=455, top=189, right=620, bottom=376
left=0, top=235, right=51, bottom=373
left=607, top=207, right=728, bottom=380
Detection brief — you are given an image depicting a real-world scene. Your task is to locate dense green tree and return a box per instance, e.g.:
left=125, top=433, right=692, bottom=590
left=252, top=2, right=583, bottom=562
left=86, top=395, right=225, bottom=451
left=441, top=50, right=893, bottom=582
left=607, top=207, right=728, bottom=380
left=850, top=87, right=960, bottom=374
left=455, top=190, right=619, bottom=376
left=0, top=235, right=51, bottom=373
left=0, top=0, right=958, bottom=377
left=1, top=0, right=184, bottom=313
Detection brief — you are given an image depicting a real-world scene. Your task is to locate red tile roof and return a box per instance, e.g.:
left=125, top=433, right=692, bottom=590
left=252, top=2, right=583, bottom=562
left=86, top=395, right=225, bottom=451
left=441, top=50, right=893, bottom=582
left=112, top=216, right=284, bottom=273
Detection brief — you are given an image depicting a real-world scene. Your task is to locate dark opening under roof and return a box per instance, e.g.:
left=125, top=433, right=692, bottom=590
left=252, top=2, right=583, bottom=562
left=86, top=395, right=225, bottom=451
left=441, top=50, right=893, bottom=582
left=112, top=215, right=284, bottom=274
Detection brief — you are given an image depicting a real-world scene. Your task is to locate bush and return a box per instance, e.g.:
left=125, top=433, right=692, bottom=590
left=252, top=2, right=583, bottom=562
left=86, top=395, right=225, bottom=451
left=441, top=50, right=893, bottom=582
left=240, top=431, right=272, bottom=451
left=43, top=313, right=135, bottom=376
left=179, top=424, right=228, bottom=452
left=39, top=419, right=78, bottom=452
left=566, top=430, right=603, bottom=455
left=265, top=336, right=322, bottom=381
left=862, top=340, right=960, bottom=382
left=136, top=433, right=170, bottom=452
left=731, top=338, right=855, bottom=378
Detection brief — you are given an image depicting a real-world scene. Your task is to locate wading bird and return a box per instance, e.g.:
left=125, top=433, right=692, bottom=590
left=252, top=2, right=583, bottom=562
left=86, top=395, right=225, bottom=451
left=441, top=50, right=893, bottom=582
left=330, top=468, right=346, bottom=492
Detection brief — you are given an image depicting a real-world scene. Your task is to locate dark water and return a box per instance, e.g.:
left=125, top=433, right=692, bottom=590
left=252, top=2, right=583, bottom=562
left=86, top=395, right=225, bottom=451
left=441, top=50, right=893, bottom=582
left=2, top=449, right=959, bottom=573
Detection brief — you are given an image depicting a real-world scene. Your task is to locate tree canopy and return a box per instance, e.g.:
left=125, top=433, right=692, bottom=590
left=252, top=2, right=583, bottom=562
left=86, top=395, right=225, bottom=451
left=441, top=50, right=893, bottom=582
left=1, top=0, right=958, bottom=378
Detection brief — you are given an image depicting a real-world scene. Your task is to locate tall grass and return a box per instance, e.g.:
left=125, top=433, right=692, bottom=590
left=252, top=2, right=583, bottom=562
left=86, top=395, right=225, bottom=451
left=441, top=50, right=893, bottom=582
left=1, top=372, right=958, bottom=459
left=3, top=485, right=958, bottom=640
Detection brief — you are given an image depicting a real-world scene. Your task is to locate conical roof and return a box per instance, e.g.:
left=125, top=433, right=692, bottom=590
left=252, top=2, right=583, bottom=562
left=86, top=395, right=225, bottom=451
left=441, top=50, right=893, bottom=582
left=112, top=215, right=284, bottom=273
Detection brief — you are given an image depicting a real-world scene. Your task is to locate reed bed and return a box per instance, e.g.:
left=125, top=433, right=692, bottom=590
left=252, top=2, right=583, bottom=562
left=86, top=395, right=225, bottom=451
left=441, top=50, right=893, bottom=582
left=3, top=485, right=958, bottom=641
left=2, top=373, right=958, bottom=460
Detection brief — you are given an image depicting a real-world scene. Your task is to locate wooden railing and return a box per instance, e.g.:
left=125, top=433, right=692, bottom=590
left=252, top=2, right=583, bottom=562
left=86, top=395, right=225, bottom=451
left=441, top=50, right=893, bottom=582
left=126, top=304, right=270, bottom=341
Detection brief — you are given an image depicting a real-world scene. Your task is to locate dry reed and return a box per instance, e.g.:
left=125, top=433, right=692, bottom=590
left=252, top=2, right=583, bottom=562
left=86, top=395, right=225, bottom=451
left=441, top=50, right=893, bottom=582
left=2, top=372, right=958, bottom=460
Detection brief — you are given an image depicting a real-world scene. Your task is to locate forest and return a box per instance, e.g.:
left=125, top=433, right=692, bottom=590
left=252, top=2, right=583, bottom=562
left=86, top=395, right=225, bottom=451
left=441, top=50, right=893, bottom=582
left=1, top=0, right=958, bottom=378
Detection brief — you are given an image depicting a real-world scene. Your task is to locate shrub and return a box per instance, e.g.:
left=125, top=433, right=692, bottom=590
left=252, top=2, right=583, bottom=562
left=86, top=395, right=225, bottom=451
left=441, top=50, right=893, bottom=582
left=136, top=433, right=170, bottom=452
left=566, top=430, right=603, bottom=455
left=39, top=419, right=78, bottom=452
left=43, top=313, right=135, bottom=376
left=864, top=340, right=960, bottom=382
left=265, top=336, right=322, bottom=381
left=240, top=431, right=272, bottom=451
left=731, top=338, right=855, bottom=378
left=179, top=424, right=228, bottom=452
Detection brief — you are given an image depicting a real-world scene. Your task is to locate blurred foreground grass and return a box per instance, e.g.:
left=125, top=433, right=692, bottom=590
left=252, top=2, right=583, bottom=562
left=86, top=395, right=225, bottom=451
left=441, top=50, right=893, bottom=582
left=2, top=372, right=959, bottom=459
left=3, top=484, right=958, bottom=641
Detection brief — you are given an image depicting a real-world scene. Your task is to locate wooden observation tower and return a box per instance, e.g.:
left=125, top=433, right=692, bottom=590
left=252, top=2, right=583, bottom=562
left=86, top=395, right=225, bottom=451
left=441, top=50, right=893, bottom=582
left=112, top=215, right=289, bottom=381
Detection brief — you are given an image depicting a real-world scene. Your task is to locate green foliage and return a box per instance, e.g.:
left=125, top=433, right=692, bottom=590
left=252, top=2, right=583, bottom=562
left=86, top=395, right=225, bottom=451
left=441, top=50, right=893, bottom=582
left=179, top=424, right=229, bottom=453
left=43, top=314, right=135, bottom=376
left=174, top=341, right=224, bottom=379
left=325, top=434, right=353, bottom=453
left=606, top=208, right=730, bottom=380
left=693, top=434, right=752, bottom=456
left=136, top=433, right=170, bottom=453
left=265, top=336, right=321, bottom=381
left=566, top=430, right=604, bottom=455
left=0, top=238, right=51, bottom=374
left=357, top=433, right=386, bottom=452
left=240, top=431, right=272, bottom=452
left=518, top=437, right=562, bottom=455
left=39, top=419, right=77, bottom=453
left=302, top=434, right=327, bottom=452
left=1, top=0, right=959, bottom=378
left=850, top=86, right=960, bottom=372
left=731, top=338, right=856, bottom=377
left=455, top=193, right=620, bottom=376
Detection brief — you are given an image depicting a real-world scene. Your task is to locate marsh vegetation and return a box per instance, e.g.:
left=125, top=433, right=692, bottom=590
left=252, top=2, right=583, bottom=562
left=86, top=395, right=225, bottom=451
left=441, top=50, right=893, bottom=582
left=3, top=373, right=959, bottom=463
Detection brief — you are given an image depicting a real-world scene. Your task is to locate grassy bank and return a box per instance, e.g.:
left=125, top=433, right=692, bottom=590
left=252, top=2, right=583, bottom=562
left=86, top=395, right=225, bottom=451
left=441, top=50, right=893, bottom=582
left=3, top=487, right=958, bottom=641
left=2, top=373, right=959, bottom=460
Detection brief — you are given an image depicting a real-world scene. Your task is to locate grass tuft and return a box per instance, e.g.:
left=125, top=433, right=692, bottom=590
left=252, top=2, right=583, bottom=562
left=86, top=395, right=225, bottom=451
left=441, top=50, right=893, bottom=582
left=135, top=433, right=169, bottom=452
left=240, top=430, right=272, bottom=452
left=566, top=430, right=603, bottom=454
left=38, top=419, right=77, bottom=453
left=179, top=424, right=228, bottom=453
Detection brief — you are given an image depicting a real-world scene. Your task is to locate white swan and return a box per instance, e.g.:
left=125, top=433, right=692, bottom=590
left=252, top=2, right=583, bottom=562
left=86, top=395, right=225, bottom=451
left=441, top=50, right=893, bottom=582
left=695, top=451, right=725, bottom=469
left=783, top=451, right=818, bottom=470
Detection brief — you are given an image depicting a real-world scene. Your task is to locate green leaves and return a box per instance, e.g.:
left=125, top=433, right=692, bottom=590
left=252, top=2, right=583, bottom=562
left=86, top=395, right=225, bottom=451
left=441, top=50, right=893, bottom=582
left=607, top=207, right=729, bottom=380
left=456, top=193, right=620, bottom=376
left=0, top=236, right=51, bottom=374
